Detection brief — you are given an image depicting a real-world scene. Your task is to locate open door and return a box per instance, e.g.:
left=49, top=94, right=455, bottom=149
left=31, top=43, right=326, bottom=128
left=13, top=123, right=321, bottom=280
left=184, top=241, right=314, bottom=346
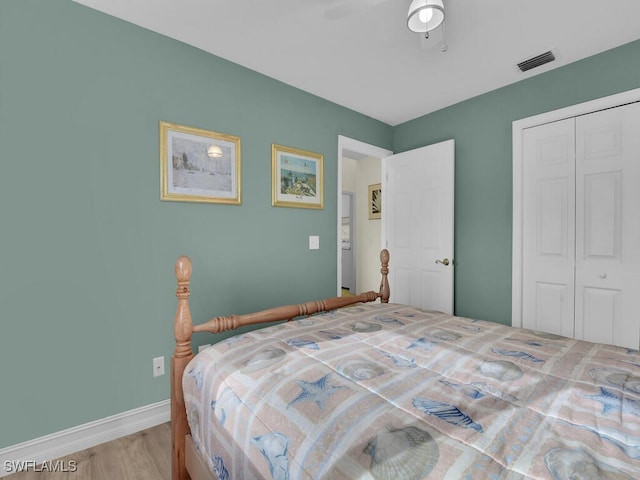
left=382, top=140, right=455, bottom=313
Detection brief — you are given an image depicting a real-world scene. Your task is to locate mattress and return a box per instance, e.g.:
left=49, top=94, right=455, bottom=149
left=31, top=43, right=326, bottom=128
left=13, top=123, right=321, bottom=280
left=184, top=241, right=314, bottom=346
left=183, top=303, right=640, bottom=479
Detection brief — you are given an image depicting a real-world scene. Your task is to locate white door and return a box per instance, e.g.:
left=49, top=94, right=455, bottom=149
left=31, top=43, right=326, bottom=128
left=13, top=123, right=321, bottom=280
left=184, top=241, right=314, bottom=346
left=522, top=118, right=576, bottom=338
left=521, top=102, right=640, bottom=349
left=382, top=140, right=455, bottom=313
left=574, top=102, right=640, bottom=349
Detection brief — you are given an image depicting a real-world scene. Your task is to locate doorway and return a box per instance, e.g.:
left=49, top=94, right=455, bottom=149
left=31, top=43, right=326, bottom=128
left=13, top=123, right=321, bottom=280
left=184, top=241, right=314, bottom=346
left=337, top=136, right=392, bottom=296
left=341, top=192, right=355, bottom=293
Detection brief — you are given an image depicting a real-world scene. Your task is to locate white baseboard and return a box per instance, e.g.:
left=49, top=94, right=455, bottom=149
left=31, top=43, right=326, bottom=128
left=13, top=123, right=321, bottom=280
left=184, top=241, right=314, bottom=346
left=0, top=399, right=170, bottom=478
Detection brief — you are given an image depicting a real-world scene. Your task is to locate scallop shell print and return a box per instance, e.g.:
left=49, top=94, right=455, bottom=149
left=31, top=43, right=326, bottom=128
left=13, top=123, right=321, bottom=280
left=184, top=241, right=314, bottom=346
left=352, top=322, right=382, bottom=332
left=338, top=360, right=386, bottom=381
left=479, top=360, right=523, bottom=381
left=545, top=448, right=634, bottom=480
left=241, top=348, right=286, bottom=373
left=365, top=426, right=439, bottom=480
left=426, top=329, right=462, bottom=342
left=374, top=315, right=404, bottom=325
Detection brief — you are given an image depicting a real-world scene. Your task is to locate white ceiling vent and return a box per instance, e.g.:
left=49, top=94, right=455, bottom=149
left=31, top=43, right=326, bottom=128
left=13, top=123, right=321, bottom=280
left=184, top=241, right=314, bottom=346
left=517, top=50, right=556, bottom=72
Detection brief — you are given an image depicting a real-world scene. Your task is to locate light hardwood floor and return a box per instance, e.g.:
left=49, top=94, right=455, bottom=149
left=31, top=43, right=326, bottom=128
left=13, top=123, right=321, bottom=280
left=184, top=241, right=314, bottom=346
left=5, top=423, right=170, bottom=480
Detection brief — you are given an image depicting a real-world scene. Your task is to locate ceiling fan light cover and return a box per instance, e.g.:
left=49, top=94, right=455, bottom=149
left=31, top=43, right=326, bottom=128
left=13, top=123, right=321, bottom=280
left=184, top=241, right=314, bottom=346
left=407, top=0, right=445, bottom=33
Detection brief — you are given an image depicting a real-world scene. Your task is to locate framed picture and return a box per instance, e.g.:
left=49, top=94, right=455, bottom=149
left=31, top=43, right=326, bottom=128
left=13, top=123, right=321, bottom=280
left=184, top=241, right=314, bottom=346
left=368, top=183, right=381, bottom=219
left=272, top=144, right=323, bottom=209
left=160, top=121, right=241, bottom=204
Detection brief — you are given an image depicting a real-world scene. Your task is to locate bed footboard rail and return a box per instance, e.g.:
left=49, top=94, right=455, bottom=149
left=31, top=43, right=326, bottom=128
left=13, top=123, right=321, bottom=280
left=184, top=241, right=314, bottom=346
left=170, top=249, right=390, bottom=480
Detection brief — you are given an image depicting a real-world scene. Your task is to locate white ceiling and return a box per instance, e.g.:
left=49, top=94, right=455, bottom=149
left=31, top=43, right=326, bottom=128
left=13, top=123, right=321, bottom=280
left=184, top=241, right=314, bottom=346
left=72, top=0, right=640, bottom=126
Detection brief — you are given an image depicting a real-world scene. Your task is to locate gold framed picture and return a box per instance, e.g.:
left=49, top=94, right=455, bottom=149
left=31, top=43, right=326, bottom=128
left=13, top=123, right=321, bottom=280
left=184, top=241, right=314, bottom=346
left=272, top=143, right=323, bottom=209
left=160, top=121, right=241, bottom=204
left=368, top=183, right=381, bottom=219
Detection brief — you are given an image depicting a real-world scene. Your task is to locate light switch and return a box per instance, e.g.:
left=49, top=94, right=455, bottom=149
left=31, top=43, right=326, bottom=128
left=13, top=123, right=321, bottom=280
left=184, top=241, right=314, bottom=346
left=309, top=235, right=320, bottom=250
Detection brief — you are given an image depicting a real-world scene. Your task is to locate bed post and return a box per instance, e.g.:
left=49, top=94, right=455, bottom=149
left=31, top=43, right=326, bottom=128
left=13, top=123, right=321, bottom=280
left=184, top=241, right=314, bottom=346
left=172, top=256, right=195, bottom=480
left=379, top=249, right=390, bottom=303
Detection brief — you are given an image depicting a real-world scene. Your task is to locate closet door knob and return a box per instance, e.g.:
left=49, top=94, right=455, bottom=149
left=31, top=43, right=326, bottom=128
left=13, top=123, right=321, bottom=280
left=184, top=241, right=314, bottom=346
left=599, top=273, right=607, bottom=279
left=436, top=258, right=450, bottom=266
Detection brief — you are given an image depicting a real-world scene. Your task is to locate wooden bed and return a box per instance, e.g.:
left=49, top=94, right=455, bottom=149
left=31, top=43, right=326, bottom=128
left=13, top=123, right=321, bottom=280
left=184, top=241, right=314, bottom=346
left=170, top=249, right=640, bottom=480
left=171, top=250, right=391, bottom=480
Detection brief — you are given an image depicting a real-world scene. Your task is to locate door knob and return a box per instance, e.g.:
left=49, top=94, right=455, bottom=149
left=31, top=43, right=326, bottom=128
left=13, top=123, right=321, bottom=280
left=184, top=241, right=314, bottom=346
left=435, top=258, right=450, bottom=266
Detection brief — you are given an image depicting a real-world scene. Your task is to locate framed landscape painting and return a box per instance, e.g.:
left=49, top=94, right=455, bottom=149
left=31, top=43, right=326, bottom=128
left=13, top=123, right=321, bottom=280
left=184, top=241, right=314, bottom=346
left=160, top=121, right=241, bottom=204
left=272, top=144, right=323, bottom=209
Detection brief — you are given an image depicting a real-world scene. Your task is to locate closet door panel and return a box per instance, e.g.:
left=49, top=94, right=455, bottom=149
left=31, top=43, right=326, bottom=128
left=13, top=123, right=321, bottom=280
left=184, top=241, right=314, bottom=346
left=522, top=119, right=575, bottom=337
left=575, top=102, right=640, bottom=349
left=580, top=287, right=621, bottom=346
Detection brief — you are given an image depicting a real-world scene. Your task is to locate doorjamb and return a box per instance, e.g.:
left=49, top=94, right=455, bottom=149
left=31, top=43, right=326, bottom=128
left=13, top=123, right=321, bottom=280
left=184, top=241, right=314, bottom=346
left=337, top=135, right=392, bottom=296
left=511, top=88, right=640, bottom=328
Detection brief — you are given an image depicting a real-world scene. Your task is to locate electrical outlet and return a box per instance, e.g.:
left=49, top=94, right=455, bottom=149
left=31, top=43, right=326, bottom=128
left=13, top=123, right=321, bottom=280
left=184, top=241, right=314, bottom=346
left=153, top=356, right=165, bottom=377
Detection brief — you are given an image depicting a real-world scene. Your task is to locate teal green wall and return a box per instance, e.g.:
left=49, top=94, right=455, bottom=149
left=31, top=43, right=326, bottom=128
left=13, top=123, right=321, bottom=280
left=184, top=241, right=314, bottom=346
left=393, top=39, right=640, bottom=326
left=0, top=0, right=391, bottom=448
left=2, top=0, right=639, bottom=451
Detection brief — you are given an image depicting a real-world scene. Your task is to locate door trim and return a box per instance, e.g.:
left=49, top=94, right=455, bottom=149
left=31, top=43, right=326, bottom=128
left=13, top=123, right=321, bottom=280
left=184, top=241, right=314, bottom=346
left=337, top=136, right=392, bottom=296
left=511, top=88, right=640, bottom=328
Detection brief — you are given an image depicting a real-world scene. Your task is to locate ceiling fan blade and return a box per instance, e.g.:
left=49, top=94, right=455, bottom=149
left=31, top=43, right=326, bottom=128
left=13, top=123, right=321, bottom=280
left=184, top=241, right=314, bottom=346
left=324, top=0, right=392, bottom=20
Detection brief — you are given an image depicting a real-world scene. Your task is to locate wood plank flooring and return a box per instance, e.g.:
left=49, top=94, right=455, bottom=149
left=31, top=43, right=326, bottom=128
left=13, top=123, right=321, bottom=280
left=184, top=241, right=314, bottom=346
left=5, top=422, right=170, bottom=480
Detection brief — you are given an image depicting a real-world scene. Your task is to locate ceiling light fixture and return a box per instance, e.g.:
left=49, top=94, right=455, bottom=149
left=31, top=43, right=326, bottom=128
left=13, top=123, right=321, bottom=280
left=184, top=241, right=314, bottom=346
left=407, top=0, right=445, bottom=35
left=207, top=145, right=223, bottom=158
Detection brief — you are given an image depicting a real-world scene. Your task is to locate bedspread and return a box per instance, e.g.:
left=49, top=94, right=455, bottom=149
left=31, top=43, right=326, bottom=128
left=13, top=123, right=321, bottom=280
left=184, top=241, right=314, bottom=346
left=183, top=303, right=640, bottom=479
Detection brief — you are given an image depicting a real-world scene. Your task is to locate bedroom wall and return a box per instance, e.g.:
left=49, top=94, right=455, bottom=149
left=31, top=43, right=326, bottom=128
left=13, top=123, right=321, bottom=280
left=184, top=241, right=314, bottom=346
left=341, top=156, right=382, bottom=294
left=0, top=0, right=392, bottom=449
left=392, top=39, right=640, bottom=326
left=354, top=157, right=383, bottom=294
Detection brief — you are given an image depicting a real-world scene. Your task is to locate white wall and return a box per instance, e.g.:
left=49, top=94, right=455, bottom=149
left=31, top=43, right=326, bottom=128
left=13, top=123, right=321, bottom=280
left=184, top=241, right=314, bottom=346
left=343, top=156, right=382, bottom=294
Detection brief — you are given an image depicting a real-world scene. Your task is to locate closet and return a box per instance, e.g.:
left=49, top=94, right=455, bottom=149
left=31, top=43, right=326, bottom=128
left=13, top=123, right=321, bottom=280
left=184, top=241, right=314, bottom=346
left=521, top=101, right=640, bottom=349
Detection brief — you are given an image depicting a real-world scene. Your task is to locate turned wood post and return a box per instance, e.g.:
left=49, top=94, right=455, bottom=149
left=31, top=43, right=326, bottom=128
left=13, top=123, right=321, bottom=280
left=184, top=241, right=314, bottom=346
left=172, top=256, right=194, bottom=480
left=379, top=249, right=390, bottom=303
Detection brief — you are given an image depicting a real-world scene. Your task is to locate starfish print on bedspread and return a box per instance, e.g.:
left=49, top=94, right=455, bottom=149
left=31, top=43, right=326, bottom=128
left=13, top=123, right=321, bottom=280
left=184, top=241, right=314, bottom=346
left=288, top=373, right=346, bottom=410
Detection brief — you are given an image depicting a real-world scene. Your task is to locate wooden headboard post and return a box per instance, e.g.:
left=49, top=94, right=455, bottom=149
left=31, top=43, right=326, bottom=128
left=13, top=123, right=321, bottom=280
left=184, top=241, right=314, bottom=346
left=171, top=256, right=194, bottom=480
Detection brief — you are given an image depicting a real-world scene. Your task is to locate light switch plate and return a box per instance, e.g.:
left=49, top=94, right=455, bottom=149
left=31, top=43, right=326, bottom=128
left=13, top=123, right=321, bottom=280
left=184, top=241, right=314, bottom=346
left=153, top=356, right=165, bottom=377
left=309, top=235, right=320, bottom=250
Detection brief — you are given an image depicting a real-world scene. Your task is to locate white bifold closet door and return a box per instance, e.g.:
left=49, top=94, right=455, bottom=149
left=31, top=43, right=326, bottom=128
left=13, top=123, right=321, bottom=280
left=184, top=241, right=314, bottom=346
left=522, top=102, right=640, bottom=349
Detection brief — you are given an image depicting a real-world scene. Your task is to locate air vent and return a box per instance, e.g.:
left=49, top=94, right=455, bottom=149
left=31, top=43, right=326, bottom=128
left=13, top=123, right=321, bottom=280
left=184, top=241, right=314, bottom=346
left=517, top=50, right=556, bottom=72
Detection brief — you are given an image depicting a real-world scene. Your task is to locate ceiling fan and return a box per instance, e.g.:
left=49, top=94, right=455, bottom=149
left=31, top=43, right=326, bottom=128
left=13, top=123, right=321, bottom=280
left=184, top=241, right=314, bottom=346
left=324, top=0, right=448, bottom=51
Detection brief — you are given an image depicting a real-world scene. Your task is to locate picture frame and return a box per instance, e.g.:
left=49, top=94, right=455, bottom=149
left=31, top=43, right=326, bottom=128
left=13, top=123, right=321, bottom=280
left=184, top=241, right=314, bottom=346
left=272, top=143, right=323, bottom=209
left=368, top=183, right=381, bottom=219
left=160, top=121, right=241, bottom=204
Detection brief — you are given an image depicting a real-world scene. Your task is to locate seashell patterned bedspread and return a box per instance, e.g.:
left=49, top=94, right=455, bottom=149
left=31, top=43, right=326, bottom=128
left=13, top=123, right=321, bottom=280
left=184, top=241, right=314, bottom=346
left=183, top=303, right=640, bottom=479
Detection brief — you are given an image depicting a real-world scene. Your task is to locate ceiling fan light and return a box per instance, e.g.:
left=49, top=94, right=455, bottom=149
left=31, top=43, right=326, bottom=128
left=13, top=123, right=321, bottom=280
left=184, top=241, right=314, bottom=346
left=407, top=0, right=445, bottom=33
